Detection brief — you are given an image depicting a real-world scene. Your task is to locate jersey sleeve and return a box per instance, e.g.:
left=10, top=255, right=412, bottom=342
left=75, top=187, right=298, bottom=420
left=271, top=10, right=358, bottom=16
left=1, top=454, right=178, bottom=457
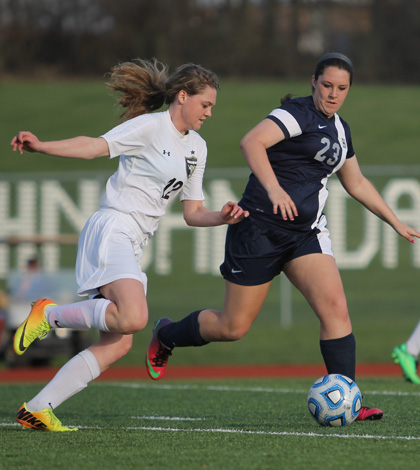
left=179, top=136, right=207, bottom=202
left=267, top=98, right=316, bottom=139
left=101, top=114, right=157, bottom=159
left=343, top=121, right=355, bottom=159
left=267, top=107, right=302, bottom=139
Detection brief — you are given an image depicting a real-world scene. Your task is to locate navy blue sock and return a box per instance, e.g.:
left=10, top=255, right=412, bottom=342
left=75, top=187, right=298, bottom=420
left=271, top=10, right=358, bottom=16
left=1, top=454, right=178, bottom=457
left=158, top=310, right=209, bottom=349
left=320, top=333, right=356, bottom=381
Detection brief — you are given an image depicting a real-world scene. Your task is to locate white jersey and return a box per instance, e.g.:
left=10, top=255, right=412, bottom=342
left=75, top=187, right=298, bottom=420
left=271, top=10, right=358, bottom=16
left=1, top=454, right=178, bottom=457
left=100, top=110, right=207, bottom=238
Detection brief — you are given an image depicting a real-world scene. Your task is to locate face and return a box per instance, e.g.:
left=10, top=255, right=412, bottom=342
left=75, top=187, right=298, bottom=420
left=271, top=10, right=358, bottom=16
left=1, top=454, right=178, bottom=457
left=177, top=85, right=217, bottom=133
left=312, top=66, right=351, bottom=118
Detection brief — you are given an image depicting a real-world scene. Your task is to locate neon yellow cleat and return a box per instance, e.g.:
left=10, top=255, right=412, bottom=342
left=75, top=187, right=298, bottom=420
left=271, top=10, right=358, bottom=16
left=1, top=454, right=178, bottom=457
left=16, top=403, right=78, bottom=432
left=13, top=298, right=55, bottom=356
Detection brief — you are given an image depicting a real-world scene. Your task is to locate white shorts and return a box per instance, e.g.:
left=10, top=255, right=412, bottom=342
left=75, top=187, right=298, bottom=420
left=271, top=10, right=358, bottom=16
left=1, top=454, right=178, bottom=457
left=75, top=210, right=149, bottom=298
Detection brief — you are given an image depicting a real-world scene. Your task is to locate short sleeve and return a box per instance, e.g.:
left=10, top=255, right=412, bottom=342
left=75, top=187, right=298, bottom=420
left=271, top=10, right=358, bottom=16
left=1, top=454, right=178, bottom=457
left=101, top=115, right=158, bottom=159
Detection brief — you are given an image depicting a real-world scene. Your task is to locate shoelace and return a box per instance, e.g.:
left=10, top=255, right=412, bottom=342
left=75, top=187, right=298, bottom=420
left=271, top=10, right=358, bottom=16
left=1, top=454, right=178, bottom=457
left=46, top=404, right=65, bottom=428
left=152, top=346, right=172, bottom=367
left=27, top=302, right=51, bottom=341
left=30, top=320, right=51, bottom=342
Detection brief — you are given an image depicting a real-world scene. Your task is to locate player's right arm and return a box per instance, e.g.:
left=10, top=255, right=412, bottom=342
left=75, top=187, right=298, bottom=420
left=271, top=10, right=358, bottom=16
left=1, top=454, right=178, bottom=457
left=10, top=131, right=109, bottom=159
left=240, top=118, right=298, bottom=220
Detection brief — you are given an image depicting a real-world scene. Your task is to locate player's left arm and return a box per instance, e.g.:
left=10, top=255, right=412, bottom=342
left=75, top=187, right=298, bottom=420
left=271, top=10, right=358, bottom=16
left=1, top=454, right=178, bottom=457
left=337, top=155, right=420, bottom=243
left=182, top=200, right=249, bottom=227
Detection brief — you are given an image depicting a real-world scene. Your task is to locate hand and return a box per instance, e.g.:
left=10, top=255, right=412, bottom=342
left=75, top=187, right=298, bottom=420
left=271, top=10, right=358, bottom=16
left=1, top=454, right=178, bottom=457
left=10, top=131, right=42, bottom=154
left=267, top=185, right=298, bottom=221
left=220, top=201, right=249, bottom=224
left=394, top=222, right=420, bottom=243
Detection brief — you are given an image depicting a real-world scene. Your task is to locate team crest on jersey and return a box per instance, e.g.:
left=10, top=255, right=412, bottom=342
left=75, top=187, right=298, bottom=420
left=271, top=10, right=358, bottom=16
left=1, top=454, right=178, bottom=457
left=185, top=156, right=197, bottom=178
left=341, top=138, right=347, bottom=149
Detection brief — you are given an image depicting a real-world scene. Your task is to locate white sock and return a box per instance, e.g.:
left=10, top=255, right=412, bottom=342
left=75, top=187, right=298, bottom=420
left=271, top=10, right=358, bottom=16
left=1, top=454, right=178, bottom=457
left=26, top=349, right=101, bottom=412
left=46, top=298, right=111, bottom=332
left=406, top=320, right=420, bottom=357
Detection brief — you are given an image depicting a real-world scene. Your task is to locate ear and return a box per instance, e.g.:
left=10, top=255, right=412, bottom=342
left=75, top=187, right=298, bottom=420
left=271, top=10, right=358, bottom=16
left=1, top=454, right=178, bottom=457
left=178, top=90, right=188, bottom=103
left=311, top=75, right=317, bottom=88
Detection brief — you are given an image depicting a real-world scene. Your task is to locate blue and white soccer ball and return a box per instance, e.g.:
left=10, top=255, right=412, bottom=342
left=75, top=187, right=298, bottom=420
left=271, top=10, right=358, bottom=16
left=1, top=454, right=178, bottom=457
left=307, top=374, right=362, bottom=427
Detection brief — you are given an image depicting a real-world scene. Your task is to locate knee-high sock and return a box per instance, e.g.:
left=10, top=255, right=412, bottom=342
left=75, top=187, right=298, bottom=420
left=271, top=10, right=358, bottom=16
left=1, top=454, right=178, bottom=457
left=320, top=333, right=356, bottom=381
left=406, top=320, right=420, bottom=357
left=159, top=310, right=208, bottom=348
left=26, top=349, right=101, bottom=412
left=46, top=298, right=111, bottom=332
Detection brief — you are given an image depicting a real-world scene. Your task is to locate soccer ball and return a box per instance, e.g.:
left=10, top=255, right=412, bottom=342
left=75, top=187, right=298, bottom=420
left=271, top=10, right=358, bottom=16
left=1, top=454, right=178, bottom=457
left=307, top=374, right=362, bottom=427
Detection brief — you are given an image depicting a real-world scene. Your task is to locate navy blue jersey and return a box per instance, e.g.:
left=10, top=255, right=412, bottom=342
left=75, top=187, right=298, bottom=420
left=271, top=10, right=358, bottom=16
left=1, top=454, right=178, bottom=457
left=241, top=95, right=355, bottom=232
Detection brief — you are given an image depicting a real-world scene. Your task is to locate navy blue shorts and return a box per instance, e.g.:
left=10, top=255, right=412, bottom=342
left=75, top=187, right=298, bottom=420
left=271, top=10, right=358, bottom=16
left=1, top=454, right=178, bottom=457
left=220, top=215, right=333, bottom=286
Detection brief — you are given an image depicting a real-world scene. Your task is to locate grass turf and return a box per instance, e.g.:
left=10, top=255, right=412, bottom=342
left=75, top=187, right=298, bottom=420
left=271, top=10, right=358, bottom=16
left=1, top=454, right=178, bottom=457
left=1, top=378, right=420, bottom=469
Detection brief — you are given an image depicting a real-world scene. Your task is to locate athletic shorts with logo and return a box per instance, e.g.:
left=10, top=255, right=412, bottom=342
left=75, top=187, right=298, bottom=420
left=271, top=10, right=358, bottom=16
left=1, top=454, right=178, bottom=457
left=220, top=214, right=334, bottom=286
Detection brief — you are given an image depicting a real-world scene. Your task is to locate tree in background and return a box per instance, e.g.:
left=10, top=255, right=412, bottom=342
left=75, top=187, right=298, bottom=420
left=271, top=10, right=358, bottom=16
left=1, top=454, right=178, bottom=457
left=0, top=0, right=418, bottom=83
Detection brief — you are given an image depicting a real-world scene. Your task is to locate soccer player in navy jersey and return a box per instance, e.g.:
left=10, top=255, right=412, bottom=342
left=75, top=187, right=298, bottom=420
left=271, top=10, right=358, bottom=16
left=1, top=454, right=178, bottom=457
left=146, top=52, right=420, bottom=421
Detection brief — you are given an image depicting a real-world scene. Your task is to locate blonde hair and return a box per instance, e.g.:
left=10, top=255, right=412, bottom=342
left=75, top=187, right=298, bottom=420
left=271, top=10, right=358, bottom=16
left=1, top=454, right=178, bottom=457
left=107, top=58, right=219, bottom=121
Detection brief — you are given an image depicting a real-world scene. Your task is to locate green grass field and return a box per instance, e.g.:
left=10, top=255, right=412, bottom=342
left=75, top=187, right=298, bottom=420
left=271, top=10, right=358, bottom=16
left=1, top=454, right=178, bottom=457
left=1, top=377, right=420, bottom=469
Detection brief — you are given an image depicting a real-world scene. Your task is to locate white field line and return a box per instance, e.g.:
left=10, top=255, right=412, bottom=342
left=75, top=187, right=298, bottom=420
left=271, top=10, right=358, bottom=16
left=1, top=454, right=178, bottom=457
left=1, top=421, right=420, bottom=441
left=3, top=383, right=419, bottom=440
left=100, top=381, right=420, bottom=397
left=130, top=416, right=204, bottom=421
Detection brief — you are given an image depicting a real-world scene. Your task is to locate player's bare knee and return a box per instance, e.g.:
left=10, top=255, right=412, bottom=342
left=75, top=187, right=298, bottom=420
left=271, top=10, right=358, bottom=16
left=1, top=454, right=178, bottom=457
left=117, top=313, right=148, bottom=334
left=220, top=324, right=249, bottom=342
left=333, top=302, right=350, bottom=324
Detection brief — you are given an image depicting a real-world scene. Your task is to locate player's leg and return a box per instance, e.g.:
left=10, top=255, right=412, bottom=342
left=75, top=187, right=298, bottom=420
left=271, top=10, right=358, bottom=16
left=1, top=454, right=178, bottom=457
left=176, top=280, right=272, bottom=343
left=406, top=320, right=420, bottom=357
left=14, top=278, right=147, bottom=355
left=18, top=331, right=133, bottom=431
left=13, top=297, right=112, bottom=356
left=48, top=277, right=148, bottom=334
left=146, top=280, right=271, bottom=380
left=98, top=278, right=149, bottom=334
left=284, top=253, right=382, bottom=420
left=392, top=319, right=420, bottom=384
left=284, top=253, right=355, bottom=377
left=16, top=278, right=148, bottom=430
left=284, top=253, right=351, bottom=340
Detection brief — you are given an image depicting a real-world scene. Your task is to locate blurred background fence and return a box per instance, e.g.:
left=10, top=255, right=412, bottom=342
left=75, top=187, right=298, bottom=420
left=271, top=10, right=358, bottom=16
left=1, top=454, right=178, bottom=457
left=1, top=0, right=420, bottom=84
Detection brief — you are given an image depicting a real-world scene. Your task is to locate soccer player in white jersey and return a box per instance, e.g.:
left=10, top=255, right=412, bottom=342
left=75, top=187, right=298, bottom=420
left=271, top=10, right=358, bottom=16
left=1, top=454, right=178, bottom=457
left=392, top=320, right=420, bottom=384
left=146, top=52, right=420, bottom=421
left=10, top=59, right=249, bottom=431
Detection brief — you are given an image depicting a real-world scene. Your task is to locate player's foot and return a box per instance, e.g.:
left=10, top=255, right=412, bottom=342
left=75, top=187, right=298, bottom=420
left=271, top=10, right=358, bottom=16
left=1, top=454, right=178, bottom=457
left=356, top=406, right=383, bottom=421
left=16, top=403, right=78, bottom=432
left=13, top=298, right=55, bottom=356
left=146, top=317, right=173, bottom=380
left=391, top=344, right=420, bottom=384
